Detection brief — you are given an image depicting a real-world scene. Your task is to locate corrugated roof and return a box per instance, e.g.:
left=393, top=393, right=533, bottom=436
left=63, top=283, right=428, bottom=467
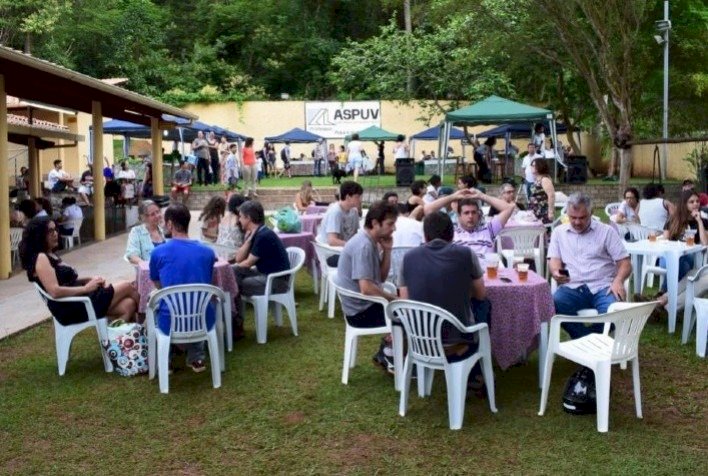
left=0, top=46, right=197, bottom=125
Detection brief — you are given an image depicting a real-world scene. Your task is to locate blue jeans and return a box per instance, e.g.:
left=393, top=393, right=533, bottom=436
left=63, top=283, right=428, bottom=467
left=553, top=285, right=617, bottom=339
left=658, top=254, right=694, bottom=292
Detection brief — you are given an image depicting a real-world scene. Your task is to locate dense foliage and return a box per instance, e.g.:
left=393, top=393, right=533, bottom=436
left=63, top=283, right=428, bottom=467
left=0, top=0, right=705, bottom=145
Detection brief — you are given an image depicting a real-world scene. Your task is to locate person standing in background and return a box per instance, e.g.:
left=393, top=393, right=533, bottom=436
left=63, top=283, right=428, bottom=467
left=192, top=131, right=211, bottom=185
left=218, top=136, right=230, bottom=185
left=280, top=142, right=292, bottom=179
left=207, top=131, right=220, bottom=185
left=241, top=137, right=258, bottom=197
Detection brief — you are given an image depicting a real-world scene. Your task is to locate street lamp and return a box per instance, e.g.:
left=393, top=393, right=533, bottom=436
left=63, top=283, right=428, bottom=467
left=655, top=2, right=671, bottom=180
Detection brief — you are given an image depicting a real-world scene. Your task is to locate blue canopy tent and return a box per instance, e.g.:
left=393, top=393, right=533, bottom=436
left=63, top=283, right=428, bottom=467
left=264, top=127, right=324, bottom=144
left=410, top=125, right=466, bottom=159
left=98, top=119, right=246, bottom=160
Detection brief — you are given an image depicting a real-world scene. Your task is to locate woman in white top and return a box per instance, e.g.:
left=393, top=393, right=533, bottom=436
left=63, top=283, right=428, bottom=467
left=393, top=134, right=409, bottom=159
left=638, top=183, right=675, bottom=231
left=346, top=133, right=363, bottom=182
left=615, top=187, right=640, bottom=224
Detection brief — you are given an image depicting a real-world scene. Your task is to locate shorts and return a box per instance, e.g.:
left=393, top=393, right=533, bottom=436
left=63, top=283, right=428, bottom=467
left=172, top=184, right=190, bottom=194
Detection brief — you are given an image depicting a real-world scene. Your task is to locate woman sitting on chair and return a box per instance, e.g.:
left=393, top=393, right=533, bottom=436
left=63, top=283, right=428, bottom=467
left=652, top=190, right=708, bottom=312
left=294, top=180, right=321, bottom=213
left=21, top=216, right=139, bottom=325
left=199, top=196, right=226, bottom=243
left=124, top=200, right=166, bottom=264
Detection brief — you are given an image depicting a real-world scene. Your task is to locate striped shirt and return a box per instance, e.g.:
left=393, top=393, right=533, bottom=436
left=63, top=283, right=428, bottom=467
left=548, top=220, right=628, bottom=294
left=453, top=217, right=504, bottom=258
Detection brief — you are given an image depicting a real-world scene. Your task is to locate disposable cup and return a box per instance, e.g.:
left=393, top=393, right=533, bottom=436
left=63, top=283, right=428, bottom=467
left=517, top=263, right=530, bottom=282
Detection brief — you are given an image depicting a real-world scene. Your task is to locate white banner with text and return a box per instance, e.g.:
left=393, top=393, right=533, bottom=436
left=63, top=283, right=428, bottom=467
left=305, top=101, right=381, bottom=138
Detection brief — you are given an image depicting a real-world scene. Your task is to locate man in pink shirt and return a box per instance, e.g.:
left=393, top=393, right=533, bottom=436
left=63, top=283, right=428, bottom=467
left=548, top=193, right=632, bottom=338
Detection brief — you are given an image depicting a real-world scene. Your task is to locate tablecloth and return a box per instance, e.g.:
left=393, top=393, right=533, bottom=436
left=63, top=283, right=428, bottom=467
left=484, top=268, right=555, bottom=369
left=137, top=258, right=239, bottom=315
left=300, top=214, right=324, bottom=235
left=305, top=205, right=329, bottom=215
left=276, top=231, right=315, bottom=271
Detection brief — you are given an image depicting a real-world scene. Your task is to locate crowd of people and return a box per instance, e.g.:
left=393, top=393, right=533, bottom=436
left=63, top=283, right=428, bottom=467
left=16, top=157, right=708, bottom=377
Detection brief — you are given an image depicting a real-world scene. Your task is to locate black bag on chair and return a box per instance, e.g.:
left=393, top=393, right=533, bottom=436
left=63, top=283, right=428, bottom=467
left=562, top=367, right=597, bottom=415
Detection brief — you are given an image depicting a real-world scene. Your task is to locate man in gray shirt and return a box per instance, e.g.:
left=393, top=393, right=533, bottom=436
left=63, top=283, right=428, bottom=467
left=318, top=181, right=363, bottom=266
left=335, top=201, right=399, bottom=371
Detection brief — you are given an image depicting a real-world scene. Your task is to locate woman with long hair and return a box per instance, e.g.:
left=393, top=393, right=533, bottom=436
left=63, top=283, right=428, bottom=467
left=124, top=200, right=165, bottom=264
left=294, top=180, right=321, bottom=213
left=199, top=196, right=227, bottom=243
left=528, top=158, right=555, bottom=224
left=217, top=194, right=248, bottom=249
left=652, top=190, right=708, bottom=309
left=21, top=216, right=138, bottom=324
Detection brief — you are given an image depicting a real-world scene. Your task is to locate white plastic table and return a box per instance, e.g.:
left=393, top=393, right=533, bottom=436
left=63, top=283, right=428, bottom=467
left=624, top=239, right=705, bottom=333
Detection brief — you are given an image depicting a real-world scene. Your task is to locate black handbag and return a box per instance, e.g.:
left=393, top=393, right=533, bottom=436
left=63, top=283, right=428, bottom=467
left=562, top=366, right=597, bottom=415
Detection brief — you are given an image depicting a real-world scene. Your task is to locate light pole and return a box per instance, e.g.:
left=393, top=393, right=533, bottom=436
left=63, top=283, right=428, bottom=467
left=655, top=1, right=671, bottom=180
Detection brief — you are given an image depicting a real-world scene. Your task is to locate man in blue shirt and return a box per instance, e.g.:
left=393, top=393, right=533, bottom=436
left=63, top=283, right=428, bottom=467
left=233, top=200, right=290, bottom=296
left=149, top=203, right=216, bottom=373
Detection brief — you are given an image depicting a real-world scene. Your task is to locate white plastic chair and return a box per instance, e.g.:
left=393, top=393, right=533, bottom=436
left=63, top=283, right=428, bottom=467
left=538, top=301, right=657, bottom=432
left=146, top=284, right=225, bottom=394
left=626, top=225, right=665, bottom=291
left=495, top=225, right=546, bottom=276
left=10, top=227, right=23, bottom=267
left=605, top=202, right=621, bottom=218
left=312, top=241, right=342, bottom=318
left=387, top=245, right=416, bottom=286
left=388, top=300, right=497, bottom=430
left=61, top=218, right=83, bottom=249
left=33, top=283, right=113, bottom=376
left=331, top=279, right=401, bottom=389
left=242, top=247, right=305, bottom=344
left=682, top=264, right=708, bottom=357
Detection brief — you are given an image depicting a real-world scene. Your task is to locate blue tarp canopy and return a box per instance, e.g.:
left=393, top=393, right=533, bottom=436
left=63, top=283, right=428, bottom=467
left=411, top=125, right=465, bottom=141
left=264, top=127, right=324, bottom=143
left=477, top=122, right=569, bottom=138
left=99, top=119, right=246, bottom=142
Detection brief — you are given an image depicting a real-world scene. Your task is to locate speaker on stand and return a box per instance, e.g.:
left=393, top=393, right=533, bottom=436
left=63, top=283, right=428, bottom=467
left=564, top=156, right=588, bottom=184
left=395, top=158, right=415, bottom=187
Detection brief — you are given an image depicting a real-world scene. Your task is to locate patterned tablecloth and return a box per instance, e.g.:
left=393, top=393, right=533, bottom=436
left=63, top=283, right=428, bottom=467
left=305, top=205, right=329, bottom=215
left=137, top=258, right=239, bottom=314
left=276, top=231, right=315, bottom=271
left=484, top=267, right=555, bottom=369
left=300, top=214, right=324, bottom=235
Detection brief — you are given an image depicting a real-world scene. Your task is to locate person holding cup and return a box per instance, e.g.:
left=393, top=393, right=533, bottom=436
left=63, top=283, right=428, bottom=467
left=650, top=191, right=708, bottom=310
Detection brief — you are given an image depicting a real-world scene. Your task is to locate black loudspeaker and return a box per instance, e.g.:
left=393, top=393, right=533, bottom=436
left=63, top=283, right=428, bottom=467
left=565, top=156, right=588, bottom=184
left=395, top=158, right=415, bottom=187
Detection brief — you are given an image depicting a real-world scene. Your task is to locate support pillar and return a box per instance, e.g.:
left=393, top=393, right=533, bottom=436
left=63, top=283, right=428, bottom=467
left=151, top=118, right=163, bottom=196
left=0, top=75, right=10, bottom=278
left=92, top=101, right=105, bottom=241
left=28, top=137, right=40, bottom=198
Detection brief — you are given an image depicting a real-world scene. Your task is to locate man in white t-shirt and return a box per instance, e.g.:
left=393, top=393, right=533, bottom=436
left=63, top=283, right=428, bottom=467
left=521, top=143, right=542, bottom=199
left=48, top=159, right=74, bottom=192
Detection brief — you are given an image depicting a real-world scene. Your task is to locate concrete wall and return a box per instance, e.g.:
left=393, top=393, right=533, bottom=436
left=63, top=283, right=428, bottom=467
left=630, top=140, right=706, bottom=180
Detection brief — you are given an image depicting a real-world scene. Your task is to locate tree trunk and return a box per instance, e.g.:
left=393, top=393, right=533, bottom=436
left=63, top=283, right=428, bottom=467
left=404, top=0, right=413, bottom=96
left=618, top=147, right=632, bottom=200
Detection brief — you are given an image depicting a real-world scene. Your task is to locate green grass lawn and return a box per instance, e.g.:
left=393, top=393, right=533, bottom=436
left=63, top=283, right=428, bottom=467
left=0, top=272, right=705, bottom=474
left=186, top=174, right=679, bottom=192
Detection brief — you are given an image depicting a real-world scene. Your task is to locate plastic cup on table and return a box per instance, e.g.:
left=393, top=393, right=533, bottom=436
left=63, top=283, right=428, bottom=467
left=648, top=230, right=658, bottom=242
left=517, top=263, right=530, bottom=282
left=685, top=229, right=697, bottom=247
left=485, top=253, right=500, bottom=279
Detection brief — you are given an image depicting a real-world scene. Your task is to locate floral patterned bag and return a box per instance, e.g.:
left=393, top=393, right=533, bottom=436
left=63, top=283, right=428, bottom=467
left=102, top=322, right=148, bottom=377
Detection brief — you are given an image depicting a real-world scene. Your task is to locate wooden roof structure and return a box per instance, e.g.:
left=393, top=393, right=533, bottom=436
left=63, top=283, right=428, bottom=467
left=0, top=45, right=197, bottom=279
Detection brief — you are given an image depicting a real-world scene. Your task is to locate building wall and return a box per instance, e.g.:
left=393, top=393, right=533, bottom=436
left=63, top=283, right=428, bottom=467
left=630, top=141, right=706, bottom=180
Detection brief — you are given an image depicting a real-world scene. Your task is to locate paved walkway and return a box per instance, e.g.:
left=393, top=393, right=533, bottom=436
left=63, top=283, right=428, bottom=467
left=0, top=212, right=205, bottom=340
